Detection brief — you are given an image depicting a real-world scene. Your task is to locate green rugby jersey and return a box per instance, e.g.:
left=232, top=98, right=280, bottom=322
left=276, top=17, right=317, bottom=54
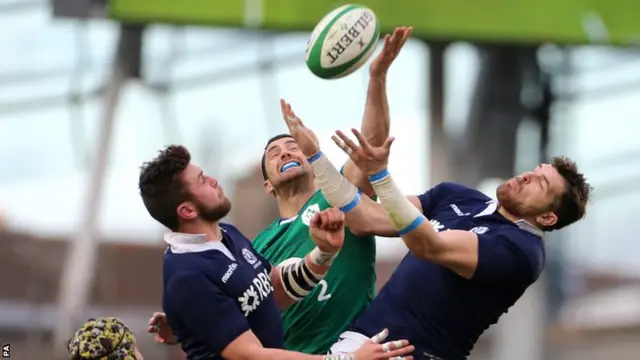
left=252, top=190, right=376, bottom=354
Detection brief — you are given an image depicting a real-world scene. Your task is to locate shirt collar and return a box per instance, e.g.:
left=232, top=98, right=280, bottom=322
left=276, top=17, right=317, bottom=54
left=474, top=200, right=544, bottom=238
left=163, top=230, right=236, bottom=260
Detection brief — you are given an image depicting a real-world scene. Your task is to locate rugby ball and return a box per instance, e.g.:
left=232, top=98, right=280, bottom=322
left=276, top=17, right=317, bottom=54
left=305, top=4, right=380, bottom=79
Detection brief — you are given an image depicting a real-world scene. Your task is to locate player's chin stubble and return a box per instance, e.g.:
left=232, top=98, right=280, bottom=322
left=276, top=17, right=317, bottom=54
left=197, top=199, right=231, bottom=222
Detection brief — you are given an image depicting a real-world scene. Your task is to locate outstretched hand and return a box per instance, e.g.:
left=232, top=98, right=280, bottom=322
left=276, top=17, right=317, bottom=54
left=332, top=128, right=394, bottom=175
left=352, top=328, right=415, bottom=360
left=370, top=26, right=413, bottom=78
left=280, top=99, right=320, bottom=157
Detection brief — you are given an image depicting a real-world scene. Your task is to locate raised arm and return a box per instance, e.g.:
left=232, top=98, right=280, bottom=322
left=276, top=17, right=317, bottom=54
left=344, top=194, right=423, bottom=237
left=269, top=208, right=345, bottom=309
left=342, top=27, right=412, bottom=196
left=331, top=129, right=531, bottom=279
left=278, top=99, right=420, bottom=238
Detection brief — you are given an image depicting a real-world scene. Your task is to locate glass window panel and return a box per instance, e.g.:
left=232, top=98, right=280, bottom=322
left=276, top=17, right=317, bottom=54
left=171, top=40, right=263, bottom=81
left=0, top=7, right=76, bottom=74
left=0, top=105, right=75, bottom=184
left=552, top=46, right=640, bottom=275
left=444, top=42, right=480, bottom=138
left=180, top=27, right=250, bottom=53
left=563, top=92, right=640, bottom=161
left=566, top=190, right=640, bottom=273
left=84, top=19, right=120, bottom=70
left=168, top=72, right=267, bottom=178
left=0, top=75, right=70, bottom=105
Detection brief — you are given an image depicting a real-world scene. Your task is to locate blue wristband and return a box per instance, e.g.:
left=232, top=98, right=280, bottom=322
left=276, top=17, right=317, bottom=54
left=307, top=152, right=322, bottom=163
left=397, top=215, right=426, bottom=236
left=368, top=169, right=390, bottom=183
left=339, top=192, right=362, bottom=213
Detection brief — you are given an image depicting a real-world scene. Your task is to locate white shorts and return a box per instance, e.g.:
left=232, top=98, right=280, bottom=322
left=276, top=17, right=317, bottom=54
left=329, top=331, right=443, bottom=360
left=329, top=331, right=369, bottom=354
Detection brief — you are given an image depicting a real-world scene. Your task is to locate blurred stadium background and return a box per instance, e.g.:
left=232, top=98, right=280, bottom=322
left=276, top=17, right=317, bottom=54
left=2, top=0, right=640, bottom=359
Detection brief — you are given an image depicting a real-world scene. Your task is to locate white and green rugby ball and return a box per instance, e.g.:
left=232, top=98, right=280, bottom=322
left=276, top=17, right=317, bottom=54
left=305, top=4, right=380, bottom=79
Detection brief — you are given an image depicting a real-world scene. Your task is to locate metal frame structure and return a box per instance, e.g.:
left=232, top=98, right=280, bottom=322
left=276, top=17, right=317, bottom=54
left=3, top=3, right=640, bottom=359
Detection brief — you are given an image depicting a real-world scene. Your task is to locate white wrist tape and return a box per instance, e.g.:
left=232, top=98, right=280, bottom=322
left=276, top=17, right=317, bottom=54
left=307, top=152, right=361, bottom=213
left=278, top=257, right=324, bottom=301
left=309, top=246, right=338, bottom=266
left=369, top=169, right=425, bottom=235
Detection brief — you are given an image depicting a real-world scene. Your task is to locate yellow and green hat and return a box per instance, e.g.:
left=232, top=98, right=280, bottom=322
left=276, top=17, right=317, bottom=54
left=67, top=317, right=137, bottom=360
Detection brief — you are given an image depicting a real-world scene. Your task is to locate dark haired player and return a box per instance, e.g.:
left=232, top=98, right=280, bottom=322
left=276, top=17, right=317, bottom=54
left=138, top=145, right=414, bottom=360
left=282, top=105, right=592, bottom=360
left=252, top=26, right=412, bottom=355
left=146, top=27, right=415, bottom=357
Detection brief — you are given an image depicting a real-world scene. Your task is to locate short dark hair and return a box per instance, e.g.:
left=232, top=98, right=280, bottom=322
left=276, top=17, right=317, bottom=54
left=139, top=145, right=192, bottom=231
left=542, top=156, right=593, bottom=231
left=261, top=134, right=293, bottom=180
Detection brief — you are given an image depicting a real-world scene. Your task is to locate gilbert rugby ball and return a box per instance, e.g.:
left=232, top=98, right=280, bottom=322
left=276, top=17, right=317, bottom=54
left=305, top=4, right=380, bottom=79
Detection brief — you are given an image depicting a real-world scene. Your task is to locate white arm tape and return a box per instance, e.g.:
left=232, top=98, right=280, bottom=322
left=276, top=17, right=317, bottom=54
left=309, top=247, right=338, bottom=266
left=278, top=256, right=325, bottom=301
left=307, top=152, right=361, bottom=212
left=369, top=169, right=425, bottom=235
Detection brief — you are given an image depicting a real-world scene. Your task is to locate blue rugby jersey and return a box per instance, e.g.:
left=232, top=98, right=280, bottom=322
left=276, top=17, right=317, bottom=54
left=163, top=223, right=284, bottom=360
left=351, top=182, right=545, bottom=360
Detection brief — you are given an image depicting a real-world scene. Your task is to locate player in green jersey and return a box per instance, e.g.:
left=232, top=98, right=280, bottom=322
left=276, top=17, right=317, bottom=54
left=252, top=27, right=413, bottom=354
left=146, top=26, right=413, bottom=355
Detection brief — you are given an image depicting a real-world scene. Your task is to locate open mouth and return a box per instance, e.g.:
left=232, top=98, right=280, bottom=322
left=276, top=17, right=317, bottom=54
left=280, top=161, right=301, bottom=173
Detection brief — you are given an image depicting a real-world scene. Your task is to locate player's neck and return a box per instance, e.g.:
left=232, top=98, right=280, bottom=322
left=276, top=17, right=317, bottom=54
left=275, top=186, right=318, bottom=218
left=497, top=205, right=540, bottom=230
left=177, top=220, right=223, bottom=241
left=497, top=206, right=519, bottom=223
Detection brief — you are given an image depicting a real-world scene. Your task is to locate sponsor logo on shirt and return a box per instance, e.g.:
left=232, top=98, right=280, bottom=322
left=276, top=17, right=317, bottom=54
left=237, top=269, right=274, bottom=316
left=242, top=248, right=260, bottom=269
left=222, top=263, right=238, bottom=283
left=450, top=203, right=470, bottom=216
left=301, top=204, right=321, bottom=226
left=430, top=219, right=446, bottom=232
left=470, top=226, right=489, bottom=234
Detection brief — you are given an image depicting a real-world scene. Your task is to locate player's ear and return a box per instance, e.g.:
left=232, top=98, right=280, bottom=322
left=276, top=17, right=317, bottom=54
left=535, top=211, right=557, bottom=228
left=177, top=202, right=198, bottom=221
left=263, top=180, right=275, bottom=196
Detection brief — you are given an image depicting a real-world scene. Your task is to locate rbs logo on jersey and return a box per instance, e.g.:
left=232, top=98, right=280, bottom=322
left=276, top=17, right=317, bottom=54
left=238, top=269, right=274, bottom=316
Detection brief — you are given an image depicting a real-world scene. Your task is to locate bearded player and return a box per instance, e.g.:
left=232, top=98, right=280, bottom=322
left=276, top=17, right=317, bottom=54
left=251, top=26, right=412, bottom=355
left=282, top=105, right=592, bottom=360
left=147, top=26, right=413, bottom=355
left=139, top=145, right=413, bottom=360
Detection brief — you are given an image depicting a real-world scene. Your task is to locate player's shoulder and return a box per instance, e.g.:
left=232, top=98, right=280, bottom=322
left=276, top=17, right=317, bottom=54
left=424, top=182, right=491, bottom=209
left=221, top=222, right=252, bottom=244
left=491, top=226, right=546, bottom=277
left=436, top=182, right=490, bottom=199
left=255, top=219, right=280, bottom=237
left=164, top=249, right=218, bottom=273
left=220, top=222, right=241, bottom=234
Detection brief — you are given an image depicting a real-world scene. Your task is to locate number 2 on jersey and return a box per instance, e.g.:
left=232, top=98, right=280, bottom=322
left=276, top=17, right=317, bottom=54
left=317, top=280, right=332, bottom=301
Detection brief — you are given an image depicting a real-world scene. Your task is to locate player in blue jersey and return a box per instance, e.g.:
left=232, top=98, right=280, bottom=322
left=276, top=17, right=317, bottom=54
left=281, top=107, right=592, bottom=360
left=138, top=145, right=414, bottom=360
